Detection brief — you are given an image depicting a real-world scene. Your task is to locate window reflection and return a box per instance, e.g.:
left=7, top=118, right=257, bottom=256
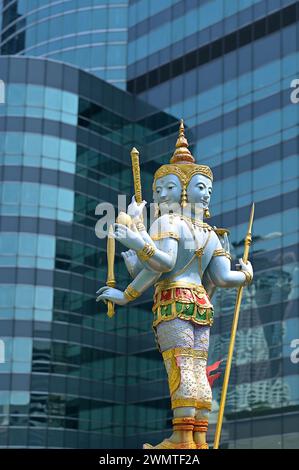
left=0, top=182, right=74, bottom=222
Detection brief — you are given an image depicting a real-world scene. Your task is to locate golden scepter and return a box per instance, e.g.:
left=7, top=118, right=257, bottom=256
left=106, top=147, right=142, bottom=318
left=213, top=203, right=255, bottom=449
left=130, top=147, right=143, bottom=205
left=106, top=224, right=116, bottom=318
left=117, top=147, right=143, bottom=227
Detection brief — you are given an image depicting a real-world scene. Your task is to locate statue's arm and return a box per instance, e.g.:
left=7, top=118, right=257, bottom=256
left=123, top=222, right=178, bottom=273
left=113, top=222, right=178, bottom=273
left=135, top=213, right=180, bottom=272
left=207, top=232, right=253, bottom=288
left=202, top=268, right=217, bottom=299
left=121, top=249, right=144, bottom=278
left=96, top=267, right=161, bottom=305
left=114, top=213, right=180, bottom=273
left=135, top=221, right=156, bottom=245
left=127, top=267, right=162, bottom=294
left=137, top=237, right=178, bottom=273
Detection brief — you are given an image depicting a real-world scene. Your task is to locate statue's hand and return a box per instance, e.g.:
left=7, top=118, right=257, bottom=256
left=236, top=258, right=253, bottom=279
left=96, top=287, right=128, bottom=305
left=127, top=195, right=147, bottom=221
left=113, top=223, right=145, bottom=251
left=121, top=249, right=138, bottom=277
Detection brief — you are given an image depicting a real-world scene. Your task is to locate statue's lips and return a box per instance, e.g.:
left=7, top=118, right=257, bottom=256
left=158, top=200, right=209, bottom=207
left=188, top=200, right=208, bottom=207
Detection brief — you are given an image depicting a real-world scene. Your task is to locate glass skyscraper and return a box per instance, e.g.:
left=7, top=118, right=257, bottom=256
left=0, top=54, right=179, bottom=448
left=0, top=0, right=129, bottom=89
left=126, top=0, right=299, bottom=449
left=0, top=0, right=298, bottom=449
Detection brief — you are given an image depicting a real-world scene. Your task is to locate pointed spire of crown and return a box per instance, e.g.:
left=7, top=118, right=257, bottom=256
left=170, top=119, right=195, bottom=164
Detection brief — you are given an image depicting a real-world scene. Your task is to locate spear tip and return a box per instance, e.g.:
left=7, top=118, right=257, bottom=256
left=248, top=203, right=255, bottom=233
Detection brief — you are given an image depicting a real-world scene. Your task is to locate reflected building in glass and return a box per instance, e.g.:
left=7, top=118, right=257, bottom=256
left=0, top=0, right=129, bottom=89
left=126, top=0, right=299, bottom=449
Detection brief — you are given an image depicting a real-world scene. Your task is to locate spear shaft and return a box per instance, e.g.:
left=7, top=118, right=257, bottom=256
left=213, top=203, right=255, bottom=449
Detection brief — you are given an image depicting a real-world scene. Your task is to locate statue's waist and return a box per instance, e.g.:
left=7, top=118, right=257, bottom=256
left=155, top=279, right=205, bottom=292
left=152, top=282, right=214, bottom=328
left=153, top=281, right=213, bottom=309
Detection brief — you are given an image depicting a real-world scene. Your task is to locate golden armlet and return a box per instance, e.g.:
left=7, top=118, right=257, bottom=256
left=124, top=285, right=141, bottom=301
left=241, top=270, right=253, bottom=285
left=213, top=248, right=232, bottom=260
left=151, top=231, right=179, bottom=241
left=137, top=243, right=156, bottom=262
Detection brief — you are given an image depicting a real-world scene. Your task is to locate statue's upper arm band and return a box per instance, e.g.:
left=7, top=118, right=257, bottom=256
left=151, top=232, right=180, bottom=241
left=212, top=248, right=232, bottom=261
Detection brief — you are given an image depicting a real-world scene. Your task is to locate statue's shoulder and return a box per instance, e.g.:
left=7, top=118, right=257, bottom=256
left=210, top=226, right=231, bottom=256
left=149, top=213, right=181, bottom=241
left=212, top=226, right=230, bottom=237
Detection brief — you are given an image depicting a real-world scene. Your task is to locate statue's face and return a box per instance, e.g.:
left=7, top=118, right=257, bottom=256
left=153, top=174, right=182, bottom=209
left=187, top=174, right=213, bottom=208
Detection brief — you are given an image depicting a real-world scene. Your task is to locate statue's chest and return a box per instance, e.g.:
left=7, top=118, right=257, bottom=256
left=179, top=224, right=214, bottom=270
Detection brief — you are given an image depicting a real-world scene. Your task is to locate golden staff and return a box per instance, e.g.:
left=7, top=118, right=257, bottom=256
left=106, top=147, right=142, bottom=318
left=131, top=147, right=143, bottom=205
left=116, top=147, right=142, bottom=228
left=106, top=224, right=116, bottom=318
left=213, top=203, right=255, bottom=449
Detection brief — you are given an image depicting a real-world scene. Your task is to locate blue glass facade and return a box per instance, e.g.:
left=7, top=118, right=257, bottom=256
left=0, top=55, right=180, bottom=448
left=125, top=0, right=299, bottom=449
left=0, top=0, right=129, bottom=89
left=0, top=0, right=298, bottom=450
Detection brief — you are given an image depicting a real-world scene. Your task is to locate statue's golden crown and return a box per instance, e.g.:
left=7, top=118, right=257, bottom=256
left=153, top=120, right=213, bottom=190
